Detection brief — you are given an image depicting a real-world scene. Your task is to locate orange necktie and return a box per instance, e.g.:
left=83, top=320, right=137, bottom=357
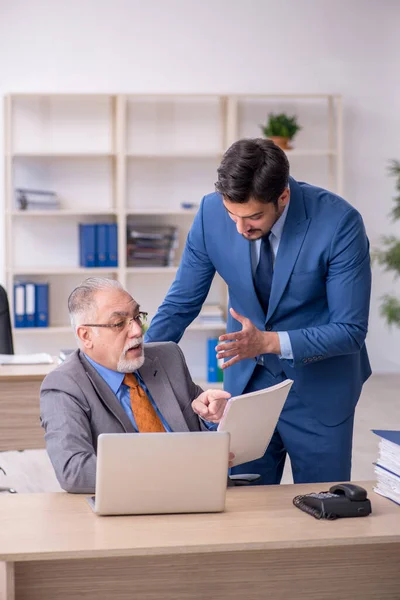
left=123, top=373, right=165, bottom=433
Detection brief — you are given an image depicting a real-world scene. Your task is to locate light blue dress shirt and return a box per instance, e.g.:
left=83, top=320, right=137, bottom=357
left=84, top=355, right=172, bottom=432
left=84, top=354, right=217, bottom=431
left=250, top=201, right=294, bottom=360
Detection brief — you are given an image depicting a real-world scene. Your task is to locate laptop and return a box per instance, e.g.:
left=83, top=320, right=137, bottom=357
left=87, top=431, right=230, bottom=516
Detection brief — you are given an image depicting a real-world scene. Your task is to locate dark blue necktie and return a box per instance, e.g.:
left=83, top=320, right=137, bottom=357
left=254, top=233, right=273, bottom=315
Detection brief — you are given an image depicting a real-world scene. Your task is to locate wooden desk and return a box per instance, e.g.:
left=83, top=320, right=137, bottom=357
left=0, top=482, right=399, bottom=600
left=0, top=360, right=57, bottom=451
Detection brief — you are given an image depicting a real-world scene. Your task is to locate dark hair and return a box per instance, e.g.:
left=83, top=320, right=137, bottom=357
left=215, top=138, right=290, bottom=205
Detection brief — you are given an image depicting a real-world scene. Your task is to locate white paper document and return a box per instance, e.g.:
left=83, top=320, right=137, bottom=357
left=217, top=379, right=294, bottom=467
left=0, top=353, right=54, bottom=365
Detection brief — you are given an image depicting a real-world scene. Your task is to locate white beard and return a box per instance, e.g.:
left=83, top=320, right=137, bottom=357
left=117, top=338, right=145, bottom=373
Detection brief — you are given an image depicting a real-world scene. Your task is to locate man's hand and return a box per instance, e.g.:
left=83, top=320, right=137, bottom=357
left=228, top=452, right=235, bottom=468
left=192, top=389, right=231, bottom=423
left=216, top=308, right=281, bottom=369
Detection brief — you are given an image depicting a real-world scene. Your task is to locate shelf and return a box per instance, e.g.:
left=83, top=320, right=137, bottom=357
left=10, top=267, right=119, bottom=275
left=127, top=153, right=221, bottom=159
left=8, top=209, right=118, bottom=217
left=13, top=326, right=73, bottom=335
left=126, top=208, right=197, bottom=216
left=11, top=152, right=116, bottom=158
left=284, top=149, right=337, bottom=156
left=126, top=267, right=178, bottom=274
left=234, top=93, right=340, bottom=99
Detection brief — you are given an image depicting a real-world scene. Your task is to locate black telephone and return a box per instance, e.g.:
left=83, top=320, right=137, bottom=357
left=293, top=483, right=372, bottom=520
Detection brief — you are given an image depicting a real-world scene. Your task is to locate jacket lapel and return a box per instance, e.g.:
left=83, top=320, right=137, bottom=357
left=138, top=356, right=190, bottom=432
left=267, top=179, right=311, bottom=322
left=79, top=353, right=135, bottom=433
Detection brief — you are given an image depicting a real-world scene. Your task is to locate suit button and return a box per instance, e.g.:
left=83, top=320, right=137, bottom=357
left=265, top=325, right=272, bottom=331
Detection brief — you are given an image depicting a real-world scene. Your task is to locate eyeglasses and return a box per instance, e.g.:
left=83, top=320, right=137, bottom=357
left=82, top=311, right=148, bottom=332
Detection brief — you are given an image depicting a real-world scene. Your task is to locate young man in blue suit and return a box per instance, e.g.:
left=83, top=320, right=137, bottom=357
left=145, top=138, right=372, bottom=485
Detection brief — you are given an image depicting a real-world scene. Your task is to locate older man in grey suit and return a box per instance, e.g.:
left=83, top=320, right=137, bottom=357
left=40, top=277, right=231, bottom=494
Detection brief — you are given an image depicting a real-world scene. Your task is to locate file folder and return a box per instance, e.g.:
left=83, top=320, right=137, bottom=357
left=25, top=282, right=36, bottom=327
left=79, top=224, right=97, bottom=267
left=96, top=224, right=108, bottom=267
left=35, top=283, right=49, bottom=327
left=107, top=223, right=118, bottom=267
left=14, top=282, right=26, bottom=328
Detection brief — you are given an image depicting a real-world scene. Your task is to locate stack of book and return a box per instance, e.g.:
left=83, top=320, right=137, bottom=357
left=126, top=224, right=178, bottom=267
left=373, top=430, right=400, bottom=506
left=15, top=188, right=60, bottom=211
left=194, top=304, right=225, bottom=327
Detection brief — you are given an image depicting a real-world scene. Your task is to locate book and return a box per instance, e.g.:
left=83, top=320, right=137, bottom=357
left=35, top=283, right=49, bottom=327
left=14, top=282, right=26, bottom=328
left=107, top=223, right=118, bottom=267
left=218, top=380, right=293, bottom=466
left=25, top=282, right=36, bottom=327
left=372, top=430, right=400, bottom=506
left=15, top=188, right=60, bottom=211
left=79, top=224, right=97, bottom=267
left=0, top=353, right=53, bottom=365
left=207, top=338, right=218, bottom=383
left=96, top=224, right=108, bottom=267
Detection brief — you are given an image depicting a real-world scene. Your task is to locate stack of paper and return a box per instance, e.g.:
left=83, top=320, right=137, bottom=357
left=195, top=304, right=225, bottom=327
left=0, top=353, right=53, bottom=365
left=373, top=430, right=400, bottom=506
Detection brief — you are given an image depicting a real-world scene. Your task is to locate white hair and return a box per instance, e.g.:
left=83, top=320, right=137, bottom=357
left=68, top=277, right=123, bottom=343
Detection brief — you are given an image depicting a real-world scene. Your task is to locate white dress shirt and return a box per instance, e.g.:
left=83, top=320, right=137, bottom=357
left=250, top=201, right=293, bottom=360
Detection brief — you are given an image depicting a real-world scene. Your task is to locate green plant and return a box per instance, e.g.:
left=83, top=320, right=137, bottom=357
left=375, top=160, right=400, bottom=327
left=260, top=113, right=301, bottom=139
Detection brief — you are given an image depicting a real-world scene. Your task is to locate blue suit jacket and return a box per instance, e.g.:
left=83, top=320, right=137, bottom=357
left=146, top=177, right=372, bottom=426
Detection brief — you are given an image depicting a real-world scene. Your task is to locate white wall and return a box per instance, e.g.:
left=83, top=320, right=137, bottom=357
left=0, top=0, right=399, bottom=371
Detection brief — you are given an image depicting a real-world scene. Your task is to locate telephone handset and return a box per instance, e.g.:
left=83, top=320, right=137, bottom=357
left=293, top=483, right=372, bottom=520
left=329, top=483, right=368, bottom=502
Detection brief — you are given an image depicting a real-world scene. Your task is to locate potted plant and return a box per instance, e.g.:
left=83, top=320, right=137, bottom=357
left=375, top=160, right=400, bottom=327
left=259, top=113, right=301, bottom=150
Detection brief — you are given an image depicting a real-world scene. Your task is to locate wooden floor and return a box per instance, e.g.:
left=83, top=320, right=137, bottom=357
left=0, top=374, right=399, bottom=493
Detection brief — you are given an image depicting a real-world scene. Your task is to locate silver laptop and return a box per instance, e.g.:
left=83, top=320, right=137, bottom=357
left=88, top=431, right=230, bottom=516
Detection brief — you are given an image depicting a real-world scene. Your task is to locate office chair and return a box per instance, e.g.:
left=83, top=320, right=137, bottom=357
left=0, top=467, right=17, bottom=494
left=0, top=284, right=14, bottom=354
left=0, top=285, right=16, bottom=493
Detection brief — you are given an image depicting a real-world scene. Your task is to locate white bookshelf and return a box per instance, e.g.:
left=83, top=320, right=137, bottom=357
left=4, top=93, right=343, bottom=379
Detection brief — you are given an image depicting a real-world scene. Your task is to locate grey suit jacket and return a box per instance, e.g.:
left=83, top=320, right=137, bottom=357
left=40, top=342, right=204, bottom=494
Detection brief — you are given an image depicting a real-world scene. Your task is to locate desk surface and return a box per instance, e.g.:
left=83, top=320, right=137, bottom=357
left=0, top=481, right=399, bottom=562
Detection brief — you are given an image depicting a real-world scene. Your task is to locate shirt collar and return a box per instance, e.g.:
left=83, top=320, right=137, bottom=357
left=270, top=198, right=290, bottom=242
left=84, top=354, right=125, bottom=395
